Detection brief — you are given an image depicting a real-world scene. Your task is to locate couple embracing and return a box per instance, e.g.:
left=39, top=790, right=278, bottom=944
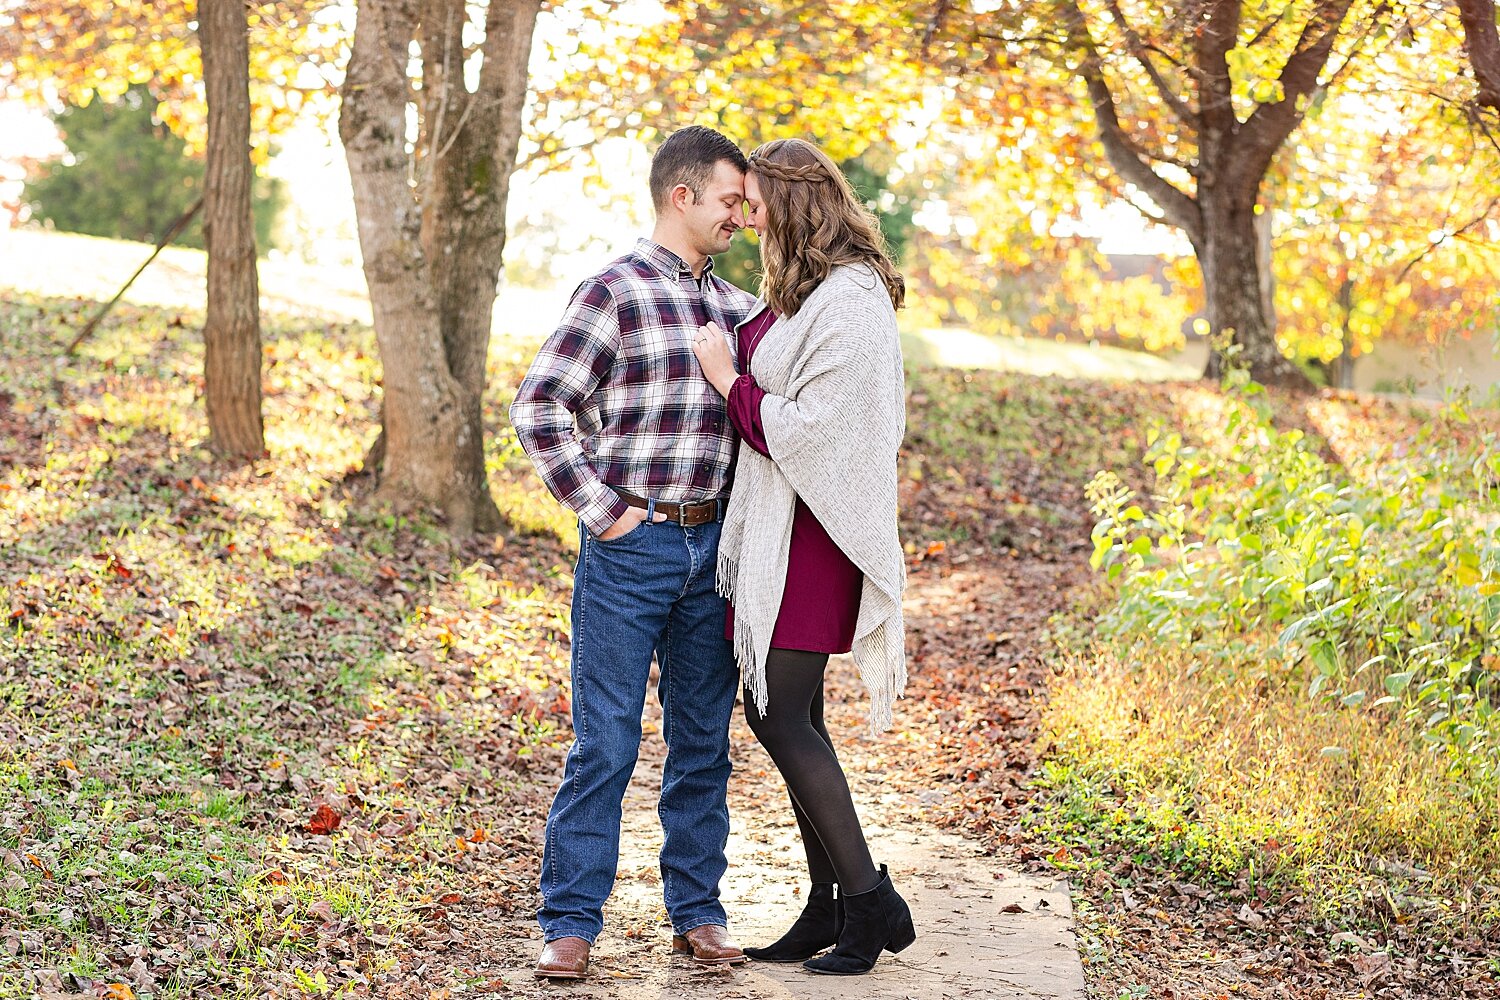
left=509, top=125, right=912, bottom=979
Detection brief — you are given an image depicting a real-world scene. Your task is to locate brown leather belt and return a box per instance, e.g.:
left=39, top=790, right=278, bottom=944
left=615, top=489, right=727, bottom=526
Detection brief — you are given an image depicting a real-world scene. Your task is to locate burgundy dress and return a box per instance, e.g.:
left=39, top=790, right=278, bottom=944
left=723, top=308, right=864, bottom=653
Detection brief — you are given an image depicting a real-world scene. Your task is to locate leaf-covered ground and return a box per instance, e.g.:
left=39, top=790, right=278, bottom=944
left=2, top=290, right=1497, bottom=998
left=2, top=294, right=584, bottom=997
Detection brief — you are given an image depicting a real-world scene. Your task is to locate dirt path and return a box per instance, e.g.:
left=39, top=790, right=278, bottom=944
left=446, top=580, right=1087, bottom=999
left=405, top=464, right=1099, bottom=998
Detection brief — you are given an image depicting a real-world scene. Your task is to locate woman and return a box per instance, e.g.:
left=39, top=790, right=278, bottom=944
left=690, top=137, right=912, bottom=976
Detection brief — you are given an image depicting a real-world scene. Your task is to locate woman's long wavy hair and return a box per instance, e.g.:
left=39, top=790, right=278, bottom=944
left=748, top=138, right=905, bottom=317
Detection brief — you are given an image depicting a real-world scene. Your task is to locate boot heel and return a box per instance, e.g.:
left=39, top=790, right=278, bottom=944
left=886, top=919, right=916, bottom=953
left=803, top=866, right=912, bottom=976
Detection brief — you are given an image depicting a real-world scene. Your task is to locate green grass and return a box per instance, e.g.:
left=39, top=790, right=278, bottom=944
left=900, top=325, right=1201, bottom=382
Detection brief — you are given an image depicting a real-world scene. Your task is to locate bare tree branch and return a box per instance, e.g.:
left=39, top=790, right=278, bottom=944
left=65, top=197, right=203, bottom=356
left=1194, top=0, right=1241, bottom=138
left=1063, top=0, right=1202, bottom=242
left=1472, top=101, right=1500, bottom=155
left=1396, top=192, right=1500, bottom=280
left=1319, top=2, right=1393, bottom=93
left=1103, top=0, right=1196, bottom=124
left=1232, top=0, right=1357, bottom=190
left=922, top=0, right=953, bottom=52
left=1243, top=3, right=1293, bottom=50
left=1140, top=41, right=1189, bottom=72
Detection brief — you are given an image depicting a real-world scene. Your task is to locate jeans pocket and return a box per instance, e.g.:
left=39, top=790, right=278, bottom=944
left=593, top=521, right=647, bottom=546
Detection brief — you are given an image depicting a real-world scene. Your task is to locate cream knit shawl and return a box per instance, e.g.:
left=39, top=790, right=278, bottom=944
left=717, top=263, right=908, bottom=731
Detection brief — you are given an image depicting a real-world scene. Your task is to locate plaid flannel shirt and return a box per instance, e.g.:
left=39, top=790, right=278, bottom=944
left=510, top=239, right=758, bottom=535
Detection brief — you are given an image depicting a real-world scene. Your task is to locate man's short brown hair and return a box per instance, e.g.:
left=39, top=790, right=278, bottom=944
left=649, top=126, right=748, bottom=212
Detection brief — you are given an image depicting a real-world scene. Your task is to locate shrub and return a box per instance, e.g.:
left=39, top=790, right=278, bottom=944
left=1086, top=373, right=1500, bottom=795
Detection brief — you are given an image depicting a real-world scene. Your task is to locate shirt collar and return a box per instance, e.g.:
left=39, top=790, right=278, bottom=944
left=634, top=238, right=714, bottom=283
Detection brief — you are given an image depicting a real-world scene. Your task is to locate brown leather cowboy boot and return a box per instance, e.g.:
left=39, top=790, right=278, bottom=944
left=535, top=936, right=591, bottom=979
left=670, top=924, right=748, bottom=965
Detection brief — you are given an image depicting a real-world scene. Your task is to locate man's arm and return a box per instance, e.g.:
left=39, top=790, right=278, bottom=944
left=508, top=279, right=631, bottom=535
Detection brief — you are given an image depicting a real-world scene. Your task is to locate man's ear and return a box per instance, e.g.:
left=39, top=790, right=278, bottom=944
left=670, top=183, right=694, bottom=213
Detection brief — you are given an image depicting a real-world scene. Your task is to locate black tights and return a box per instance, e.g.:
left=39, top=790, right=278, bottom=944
left=745, top=648, right=880, bottom=895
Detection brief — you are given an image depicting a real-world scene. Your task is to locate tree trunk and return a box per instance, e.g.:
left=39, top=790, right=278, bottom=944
left=1063, top=0, right=1350, bottom=395
left=1254, top=202, right=1276, bottom=329
left=198, top=0, right=264, bottom=460
left=424, top=120, right=505, bottom=533
left=416, top=0, right=539, bottom=533
left=1198, top=188, right=1311, bottom=389
left=340, top=0, right=539, bottom=535
left=341, top=0, right=476, bottom=531
left=1334, top=271, right=1356, bottom=390
left=1457, top=0, right=1500, bottom=112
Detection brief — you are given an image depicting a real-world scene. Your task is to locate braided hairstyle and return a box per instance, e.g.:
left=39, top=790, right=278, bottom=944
left=747, top=138, right=905, bottom=317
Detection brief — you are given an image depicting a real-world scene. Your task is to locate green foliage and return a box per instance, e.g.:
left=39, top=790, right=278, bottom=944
left=712, top=229, right=761, bottom=296
left=843, top=155, right=918, bottom=264
left=1027, top=756, right=1272, bottom=884
left=1087, top=374, right=1500, bottom=787
left=24, top=87, right=283, bottom=252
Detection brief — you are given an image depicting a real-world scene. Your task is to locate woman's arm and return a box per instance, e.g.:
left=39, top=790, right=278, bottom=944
left=728, top=376, right=772, bottom=456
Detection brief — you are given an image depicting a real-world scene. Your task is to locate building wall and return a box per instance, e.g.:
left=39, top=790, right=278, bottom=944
left=1166, top=333, right=1500, bottom=400
left=1352, top=336, right=1500, bottom=399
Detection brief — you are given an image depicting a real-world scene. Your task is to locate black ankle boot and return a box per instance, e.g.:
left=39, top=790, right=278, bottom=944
left=744, top=882, right=843, bottom=962
left=802, top=865, right=915, bottom=975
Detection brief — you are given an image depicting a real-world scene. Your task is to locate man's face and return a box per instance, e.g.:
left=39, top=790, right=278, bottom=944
left=682, top=159, right=746, bottom=257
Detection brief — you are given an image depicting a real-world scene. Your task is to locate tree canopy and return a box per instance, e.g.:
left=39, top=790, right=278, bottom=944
left=0, top=0, right=344, bottom=158
left=541, top=0, right=1500, bottom=383
left=4, top=0, right=1497, bottom=385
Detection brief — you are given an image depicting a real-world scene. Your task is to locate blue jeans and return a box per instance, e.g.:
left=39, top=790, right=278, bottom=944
left=538, top=519, right=738, bottom=943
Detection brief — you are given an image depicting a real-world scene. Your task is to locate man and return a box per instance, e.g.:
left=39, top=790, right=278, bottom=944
left=509, top=125, right=758, bottom=980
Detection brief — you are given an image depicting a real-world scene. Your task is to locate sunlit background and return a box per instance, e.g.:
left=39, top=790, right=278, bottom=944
left=2, top=0, right=1498, bottom=393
